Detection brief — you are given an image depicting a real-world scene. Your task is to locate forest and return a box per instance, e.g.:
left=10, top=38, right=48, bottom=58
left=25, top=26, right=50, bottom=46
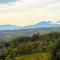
left=0, top=32, right=60, bottom=60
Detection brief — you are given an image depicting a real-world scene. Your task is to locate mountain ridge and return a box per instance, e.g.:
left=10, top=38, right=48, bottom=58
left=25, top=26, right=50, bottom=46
left=0, top=21, right=60, bottom=30
left=0, top=24, right=21, bottom=30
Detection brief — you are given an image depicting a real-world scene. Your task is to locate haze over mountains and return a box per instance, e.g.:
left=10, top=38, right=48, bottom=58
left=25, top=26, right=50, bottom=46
left=0, top=21, right=60, bottom=30
left=0, top=25, right=21, bottom=30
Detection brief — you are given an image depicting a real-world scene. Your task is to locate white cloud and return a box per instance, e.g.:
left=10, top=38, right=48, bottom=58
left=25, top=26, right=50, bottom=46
left=0, top=0, right=60, bottom=26
left=0, top=0, right=60, bottom=12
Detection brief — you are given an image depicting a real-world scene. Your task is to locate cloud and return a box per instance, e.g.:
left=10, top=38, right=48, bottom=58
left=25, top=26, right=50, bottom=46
left=0, top=0, right=60, bottom=12
left=0, top=0, right=60, bottom=26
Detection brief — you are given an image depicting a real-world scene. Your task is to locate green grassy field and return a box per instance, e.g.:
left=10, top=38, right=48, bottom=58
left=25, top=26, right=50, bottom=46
left=16, top=52, right=51, bottom=60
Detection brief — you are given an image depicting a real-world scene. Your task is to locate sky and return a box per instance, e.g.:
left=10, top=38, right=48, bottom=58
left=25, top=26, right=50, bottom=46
left=0, top=0, right=60, bottom=26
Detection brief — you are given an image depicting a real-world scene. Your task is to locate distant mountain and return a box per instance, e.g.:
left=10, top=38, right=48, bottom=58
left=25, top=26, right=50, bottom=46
left=23, top=21, right=60, bottom=29
left=0, top=25, right=21, bottom=30
left=0, top=21, right=60, bottom=30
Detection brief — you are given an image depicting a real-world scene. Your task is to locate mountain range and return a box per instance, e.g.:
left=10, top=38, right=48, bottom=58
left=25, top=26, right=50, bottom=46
left=0, top=21, right=60, bottom=30
left=0, top=25, right=21, bottom=30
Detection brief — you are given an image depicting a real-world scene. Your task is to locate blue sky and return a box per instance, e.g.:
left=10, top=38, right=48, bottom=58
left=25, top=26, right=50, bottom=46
left=0, top=0, right=60, bottom=26
left=0, top=0, right=16, bottom=3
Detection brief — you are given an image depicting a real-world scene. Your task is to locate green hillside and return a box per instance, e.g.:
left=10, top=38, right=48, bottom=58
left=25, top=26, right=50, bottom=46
left=0, top=32, right=60, bottom=60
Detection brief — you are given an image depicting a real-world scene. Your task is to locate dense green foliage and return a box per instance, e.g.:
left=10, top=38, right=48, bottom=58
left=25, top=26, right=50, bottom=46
left=0, top=32, right=60, bottom=60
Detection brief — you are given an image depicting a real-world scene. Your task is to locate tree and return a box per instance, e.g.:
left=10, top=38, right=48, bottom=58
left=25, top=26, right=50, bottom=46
left=32, top=33, right=40, bottom=41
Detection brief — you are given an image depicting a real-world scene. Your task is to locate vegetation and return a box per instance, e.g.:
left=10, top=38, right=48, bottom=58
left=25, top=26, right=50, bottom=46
left=0, top=32, right=60, bottom=60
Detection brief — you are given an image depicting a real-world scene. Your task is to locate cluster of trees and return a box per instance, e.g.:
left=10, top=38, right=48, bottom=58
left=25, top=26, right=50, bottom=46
left=0, top=32, right=60, bottom=60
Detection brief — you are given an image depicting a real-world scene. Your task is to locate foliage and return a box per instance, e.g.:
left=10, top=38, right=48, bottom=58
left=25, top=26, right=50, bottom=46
left=0, top=32, right=60, bottom=60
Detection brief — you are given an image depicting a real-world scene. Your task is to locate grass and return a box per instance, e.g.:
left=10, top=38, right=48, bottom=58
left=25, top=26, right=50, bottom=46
left=16, top=52, right=51, bottom=60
